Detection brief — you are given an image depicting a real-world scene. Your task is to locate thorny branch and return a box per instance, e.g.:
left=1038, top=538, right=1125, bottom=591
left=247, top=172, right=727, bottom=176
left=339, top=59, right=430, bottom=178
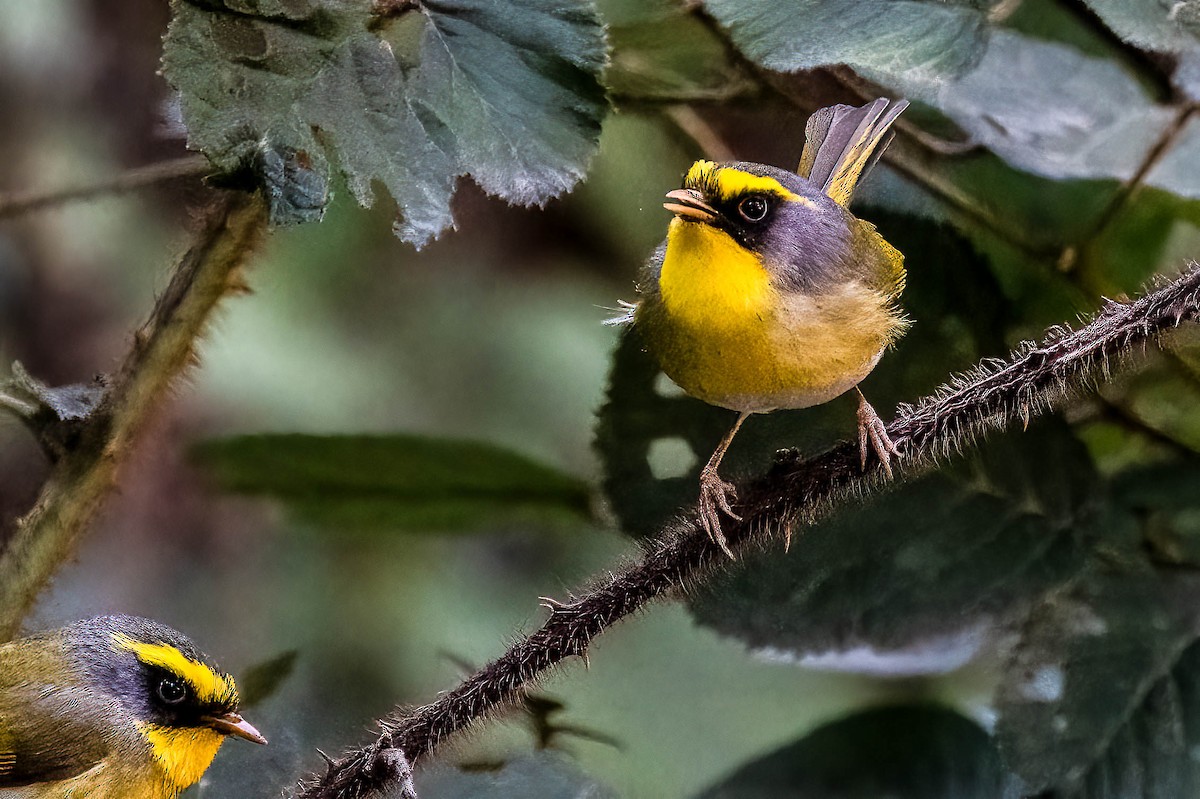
left=297, top=267, right=1200, bottom=799
left=0, top=191, right=267, bottom=641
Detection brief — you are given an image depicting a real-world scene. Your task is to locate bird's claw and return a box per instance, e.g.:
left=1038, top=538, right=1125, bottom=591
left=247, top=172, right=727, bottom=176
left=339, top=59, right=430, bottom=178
left=857, top=396, right=899, bottom=479
left=698, top=469, right=739, bottom=558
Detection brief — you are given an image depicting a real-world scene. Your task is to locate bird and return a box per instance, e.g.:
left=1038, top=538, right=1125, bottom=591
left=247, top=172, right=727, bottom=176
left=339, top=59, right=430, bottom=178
left=0, top=615, right=266, bottom=798
left=617, top=98, right=910, bottom=556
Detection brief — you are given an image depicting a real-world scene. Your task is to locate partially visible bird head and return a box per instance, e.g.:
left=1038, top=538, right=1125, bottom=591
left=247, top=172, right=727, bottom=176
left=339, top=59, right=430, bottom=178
left=664, top=160, right=852, bottom=290
left=65, top=615, right=265, bottom=791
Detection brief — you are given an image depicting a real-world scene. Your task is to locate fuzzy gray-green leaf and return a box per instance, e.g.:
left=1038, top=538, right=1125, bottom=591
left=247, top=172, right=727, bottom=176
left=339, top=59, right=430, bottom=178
left=690, top=424, right=1098, bottom=668
left=411, top=0, right=608, bottom=206
left=889, top=30, right=1175, bottom=186
left=697, top=705, right=1020, bottom=799
left=995, top=571, right=1200, bottom=793
left=1080, top=0, right=1200, bottom=54
left=702, top=0, right=990, bottom=84
left=162, top=0, right=607, bottom=245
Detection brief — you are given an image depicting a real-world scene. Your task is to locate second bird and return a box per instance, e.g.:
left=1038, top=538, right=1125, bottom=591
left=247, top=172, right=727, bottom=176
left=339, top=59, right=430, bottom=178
left=0, top=615, right=265, bottom=798
left=620, top=98, right=911, bottom=555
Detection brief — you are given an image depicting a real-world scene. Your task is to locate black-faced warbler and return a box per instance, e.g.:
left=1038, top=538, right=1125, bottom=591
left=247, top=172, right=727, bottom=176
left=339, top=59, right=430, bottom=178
left=0, top=615, right=265, bottom=798
left=618, top=98, right=910, bottom=555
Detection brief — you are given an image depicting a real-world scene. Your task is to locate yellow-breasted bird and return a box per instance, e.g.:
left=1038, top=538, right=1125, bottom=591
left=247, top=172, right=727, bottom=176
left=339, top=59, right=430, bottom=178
left=0, top=615, right=266, bottom=798
left=616, top=98, right=910, bottom=555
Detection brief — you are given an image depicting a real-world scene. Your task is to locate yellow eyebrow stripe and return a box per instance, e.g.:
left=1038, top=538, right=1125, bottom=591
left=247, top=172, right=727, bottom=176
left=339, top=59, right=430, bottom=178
left=684, top=160, right=805, bottom=203
left=114, top=634, right=238, bottom=705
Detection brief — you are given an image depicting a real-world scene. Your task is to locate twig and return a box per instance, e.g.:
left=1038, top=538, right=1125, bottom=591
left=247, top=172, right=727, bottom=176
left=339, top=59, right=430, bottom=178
left=296, top=266, right=1200, bottom=799
left=0, top=155, right=210, bottom=220
left=1061, top=104, right=1200, bottom=273
left=0, top=191, right=267, bottom=641
left=1095, top=394, right=1199, bottom=457
left=0, top=385, right=40, bottom=419
left=662, top=105, right=737, bottom=162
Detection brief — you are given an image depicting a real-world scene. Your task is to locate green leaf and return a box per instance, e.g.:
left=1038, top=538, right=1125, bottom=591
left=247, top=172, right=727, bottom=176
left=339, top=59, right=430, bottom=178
left=237, top=649, right=298, bottom=708
left=1114, top=460, right=1200, bottom=515
left=1103, top=352, right=1200, bottom=453
left=1083, top=188, right=1200, bottom=294
left=876, top=25, right=1200, bottom=205
left=994, top=571, right=1200, bottom=794
left=162, top=0, right=608, bottom=246
left=701, top=0, right=990, bottom=84
left=1112, top=459, right=1200, bottom=566
left=690, top=422, right=1098, bottom=668
left=1059, top=638, right=1200, bottom=799
left=416, top=752, right=615, bottom=798
left=192, top=433, right=593, bottom=532
left=695, top=704, right=1021, bottom=799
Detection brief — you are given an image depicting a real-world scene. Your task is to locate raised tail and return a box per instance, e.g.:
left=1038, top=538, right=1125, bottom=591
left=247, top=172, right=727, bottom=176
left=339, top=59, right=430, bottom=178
left=797, top=97, right=908, bottom=207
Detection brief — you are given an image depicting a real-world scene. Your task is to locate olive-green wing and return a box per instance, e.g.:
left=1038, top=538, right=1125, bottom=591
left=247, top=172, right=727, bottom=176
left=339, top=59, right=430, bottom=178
left=798, top=98, right=908, bottom=207
left=0, top=683, right=110, bottom=787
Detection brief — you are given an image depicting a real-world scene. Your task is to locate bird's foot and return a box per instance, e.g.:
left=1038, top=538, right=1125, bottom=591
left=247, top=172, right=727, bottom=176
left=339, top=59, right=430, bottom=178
left=857, top=395, right=900, bottom=479
left=698, top=468, right=739, bottom=558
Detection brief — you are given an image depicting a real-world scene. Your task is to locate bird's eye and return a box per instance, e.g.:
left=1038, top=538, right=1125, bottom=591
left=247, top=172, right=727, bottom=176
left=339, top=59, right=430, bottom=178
left=738, top=195, right=770, bottom=222
left=157, top=677, right=188, bottom=705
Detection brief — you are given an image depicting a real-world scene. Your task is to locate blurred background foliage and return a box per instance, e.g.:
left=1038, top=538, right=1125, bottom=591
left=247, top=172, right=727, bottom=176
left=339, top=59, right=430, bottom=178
left=6, top=0, right=1200, bottom=797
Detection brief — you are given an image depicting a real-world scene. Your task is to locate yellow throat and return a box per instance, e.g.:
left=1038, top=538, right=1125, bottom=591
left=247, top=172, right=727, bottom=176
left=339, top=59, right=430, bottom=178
left=140, top=723, right=226, bottom=793
left=659, top=218, right=775, bottom=330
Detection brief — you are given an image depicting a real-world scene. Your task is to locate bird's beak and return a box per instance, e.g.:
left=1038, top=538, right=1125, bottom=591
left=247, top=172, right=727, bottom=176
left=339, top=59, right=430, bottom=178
left=663, top=188, right=718, bottom=223
left=203, top=711, right=268, bottom=745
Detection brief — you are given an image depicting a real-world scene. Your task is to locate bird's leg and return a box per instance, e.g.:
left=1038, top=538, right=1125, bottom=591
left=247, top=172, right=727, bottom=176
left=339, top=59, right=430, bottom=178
left=698, top=412, right=749, bottom=558
left=856, top=387, right=899, bottom=478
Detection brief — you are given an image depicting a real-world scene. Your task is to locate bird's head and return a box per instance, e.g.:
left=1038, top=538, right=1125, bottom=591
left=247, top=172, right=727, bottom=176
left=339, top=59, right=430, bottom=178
left=663, top=160, right=853, bottom=291
left=67, top=615, right=265, bottom=791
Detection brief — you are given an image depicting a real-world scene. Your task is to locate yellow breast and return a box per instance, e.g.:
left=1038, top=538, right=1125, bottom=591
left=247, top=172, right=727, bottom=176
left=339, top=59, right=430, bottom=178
left=658, top=218, right=776, bottom=331
left=641, top=220, right=897, bottom=413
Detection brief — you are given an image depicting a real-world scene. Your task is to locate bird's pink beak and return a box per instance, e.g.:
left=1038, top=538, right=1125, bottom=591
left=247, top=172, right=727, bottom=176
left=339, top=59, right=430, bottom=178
left=202, top=711, right=267, bottom=745
left=663, top=188, right=718, bottom=223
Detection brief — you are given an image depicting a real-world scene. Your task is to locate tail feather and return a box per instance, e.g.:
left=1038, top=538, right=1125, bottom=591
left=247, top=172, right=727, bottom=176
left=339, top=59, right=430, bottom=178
left=798, top=98, right=908, bottom=207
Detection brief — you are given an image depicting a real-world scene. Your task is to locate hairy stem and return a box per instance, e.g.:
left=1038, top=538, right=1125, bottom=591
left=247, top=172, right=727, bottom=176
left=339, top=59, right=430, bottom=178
left=0, top=191, right=267, bottom=641
left=297, top=266, right=1200, bottom=798
left=0, top=155, right=209, bottom=219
